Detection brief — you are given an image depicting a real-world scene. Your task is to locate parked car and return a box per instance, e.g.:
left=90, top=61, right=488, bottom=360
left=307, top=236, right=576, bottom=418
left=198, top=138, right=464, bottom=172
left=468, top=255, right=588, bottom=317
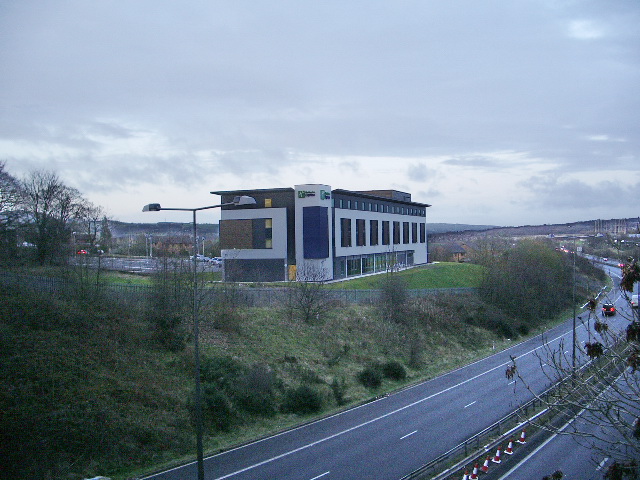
left=76, top=249, right=88, bottom=254
left=190, top=254, right=212, bottom=262
left=632, top=295, right=638, bottom=309
left=602, top=303, right=616, bottom=316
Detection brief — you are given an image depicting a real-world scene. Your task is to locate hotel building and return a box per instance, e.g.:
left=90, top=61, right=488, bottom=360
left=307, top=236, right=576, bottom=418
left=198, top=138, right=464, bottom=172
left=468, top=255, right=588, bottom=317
left=213, top=184, right=430, bottom=282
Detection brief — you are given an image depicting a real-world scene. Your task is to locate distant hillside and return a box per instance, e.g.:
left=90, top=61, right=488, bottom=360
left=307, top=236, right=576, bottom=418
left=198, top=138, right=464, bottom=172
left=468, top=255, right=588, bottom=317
left=108, top=220, right=219, bottom=238
left=429, top=218, right=639, bottom=243
left=107, top=218, right=638, bottom=239
left=427, top=223, right=498, bottom=234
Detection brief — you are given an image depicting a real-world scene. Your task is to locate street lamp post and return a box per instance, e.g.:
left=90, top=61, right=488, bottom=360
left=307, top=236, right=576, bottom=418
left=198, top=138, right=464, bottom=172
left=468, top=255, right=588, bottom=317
left=572, top=234, right=577, bottom=374
left=142, top=195, right=255, bottom=480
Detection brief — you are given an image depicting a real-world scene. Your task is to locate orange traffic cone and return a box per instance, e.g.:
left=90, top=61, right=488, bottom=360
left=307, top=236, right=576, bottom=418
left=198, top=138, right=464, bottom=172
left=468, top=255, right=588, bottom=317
left=516, top=429, right=527, bottom=444
left=481, top=456, right=491, bottom=473
left=505, top=438, right=514, bottom=455
left=492, top=446, right=502, bottom=464
left=461, top=469, right=469, bottom=480
left=469, top=463, right=479, bottom=479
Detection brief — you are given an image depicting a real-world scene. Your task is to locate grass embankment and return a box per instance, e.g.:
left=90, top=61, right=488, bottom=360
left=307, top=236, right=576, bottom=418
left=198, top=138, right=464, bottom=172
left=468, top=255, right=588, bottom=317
left=0, top=262, right=532, bottom=480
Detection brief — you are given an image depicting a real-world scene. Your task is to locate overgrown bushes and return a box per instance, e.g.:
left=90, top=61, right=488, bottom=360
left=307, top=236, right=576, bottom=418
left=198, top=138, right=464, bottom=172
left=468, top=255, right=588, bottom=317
left=0, top=284, right=193, bottom=480
left=480, top=239, right=573, bottom=324
left=358, top=360, right=407, bottom=389
left=282, top=385, right=324, bottom=414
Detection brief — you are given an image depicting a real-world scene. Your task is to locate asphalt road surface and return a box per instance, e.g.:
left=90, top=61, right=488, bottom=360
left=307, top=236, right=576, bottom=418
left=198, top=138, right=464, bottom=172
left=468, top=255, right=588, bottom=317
left=144, top=266, right=633, bottom=480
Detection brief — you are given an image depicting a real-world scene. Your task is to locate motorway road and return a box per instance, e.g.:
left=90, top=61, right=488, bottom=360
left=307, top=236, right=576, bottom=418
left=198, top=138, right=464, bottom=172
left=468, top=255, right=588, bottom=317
left=496, top=409, right=630, bottom=480
left=144, top=267, right=633, bottom=480
left=496, top=375, right=638, bottom=480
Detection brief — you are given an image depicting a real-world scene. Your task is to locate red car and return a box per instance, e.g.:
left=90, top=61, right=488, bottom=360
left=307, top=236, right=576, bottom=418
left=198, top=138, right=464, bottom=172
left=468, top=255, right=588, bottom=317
left=76, top=249, right=88, bottom=255
left=602, top=303, right=616, bottom=316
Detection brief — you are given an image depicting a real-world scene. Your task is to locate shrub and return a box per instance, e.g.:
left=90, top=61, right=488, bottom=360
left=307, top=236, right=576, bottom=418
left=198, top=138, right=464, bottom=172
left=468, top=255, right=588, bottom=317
left=201, top=385, right=237, bottom=432
left=381, top=360, right=407, bottom=381
left=211, top=284, right=246, bottom=333
left=357, top=365, right=383, bottom=388
left=200, top=356, right=247, bottom=388
left=235, top=389, right=278, bottom=417
left=330, top=377, right=348, bottom=406
left=233, top=364, right=279, bottom=417
left=282, top=385, right=324, bottom=414
left=378, top=273, right=409, bottom=324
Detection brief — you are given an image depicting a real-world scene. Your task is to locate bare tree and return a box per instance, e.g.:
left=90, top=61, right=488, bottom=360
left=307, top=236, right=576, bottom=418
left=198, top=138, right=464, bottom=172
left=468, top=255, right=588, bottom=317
left=378, top=269, right=409, bottom=324
left=0, top=162, right=23, bottom=258
left=283, top=262, right=331, bottom=324
left=20, top=170, right=88, bottom=264
left=516, top=258, right=640, bottom=472
left=0, top=162, right=22, bottom=228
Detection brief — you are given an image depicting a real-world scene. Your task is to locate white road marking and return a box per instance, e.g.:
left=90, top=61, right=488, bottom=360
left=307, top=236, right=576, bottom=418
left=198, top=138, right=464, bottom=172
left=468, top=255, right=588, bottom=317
left=596, top=457, right=609, bottom=471
left=496, top=411, right=583, bottom=480
left=309, top=472, right=330, bottom=480
left=146, top=328, right=582, bottom=480
left=464, top=401, right=477, bottom=409
left=401, top=430, right=418, bottom=440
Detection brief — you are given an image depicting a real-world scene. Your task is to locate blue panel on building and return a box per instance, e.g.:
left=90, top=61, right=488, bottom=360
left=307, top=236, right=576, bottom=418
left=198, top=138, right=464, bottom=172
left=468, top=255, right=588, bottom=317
left=303, top=206, right=329, bottom=259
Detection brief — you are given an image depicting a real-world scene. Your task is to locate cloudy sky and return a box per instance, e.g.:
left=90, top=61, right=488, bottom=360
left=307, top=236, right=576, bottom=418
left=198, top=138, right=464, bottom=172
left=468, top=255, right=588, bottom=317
left=1, top=1, right=638, bottom=226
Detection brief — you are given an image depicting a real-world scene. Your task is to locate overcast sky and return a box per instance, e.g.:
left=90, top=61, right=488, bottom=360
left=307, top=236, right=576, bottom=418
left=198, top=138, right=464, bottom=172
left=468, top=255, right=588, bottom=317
left=1, top=1, right=638, bottom=226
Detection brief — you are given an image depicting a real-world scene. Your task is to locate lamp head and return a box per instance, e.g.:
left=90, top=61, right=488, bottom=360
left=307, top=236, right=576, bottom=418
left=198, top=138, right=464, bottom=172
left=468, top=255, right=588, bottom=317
left=142, top=203, right=162, bottom=212
left=232, top=195, right=257, bottom=206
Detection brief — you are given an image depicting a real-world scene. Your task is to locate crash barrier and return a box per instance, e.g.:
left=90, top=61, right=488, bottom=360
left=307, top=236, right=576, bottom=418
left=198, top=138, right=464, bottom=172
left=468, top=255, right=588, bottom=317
left=399, top=390, right=551, bottom=480
left=0, top=270, right=474, bottom=307
left=402, top=344, right=630, bottom=480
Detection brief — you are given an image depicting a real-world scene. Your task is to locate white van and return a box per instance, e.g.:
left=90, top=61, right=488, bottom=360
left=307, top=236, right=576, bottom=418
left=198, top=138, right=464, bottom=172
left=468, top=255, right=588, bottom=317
left=632, top=294, right=638, bottom=308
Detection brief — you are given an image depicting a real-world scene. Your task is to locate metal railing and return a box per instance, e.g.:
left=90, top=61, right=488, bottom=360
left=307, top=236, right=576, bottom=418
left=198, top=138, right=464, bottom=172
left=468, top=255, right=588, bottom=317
left=0, top=270, right=475, bottom=307
left=402, top=343, right=629, bottom=479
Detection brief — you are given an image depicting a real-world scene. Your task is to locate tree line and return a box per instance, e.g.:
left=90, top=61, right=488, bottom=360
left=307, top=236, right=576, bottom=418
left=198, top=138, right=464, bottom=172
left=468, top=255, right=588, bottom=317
left=0, top=162, right=111, bottom=264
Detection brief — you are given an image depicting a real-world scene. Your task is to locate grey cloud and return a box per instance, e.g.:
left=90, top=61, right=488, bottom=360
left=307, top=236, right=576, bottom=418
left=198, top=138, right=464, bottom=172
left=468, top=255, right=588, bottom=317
left=442, top=156, right=504, bottom=169
left=1, top=0, right=639, bottom=224
left=406, top=163, right=436, bottom=182
left=519, top=174, right=640, bottom=214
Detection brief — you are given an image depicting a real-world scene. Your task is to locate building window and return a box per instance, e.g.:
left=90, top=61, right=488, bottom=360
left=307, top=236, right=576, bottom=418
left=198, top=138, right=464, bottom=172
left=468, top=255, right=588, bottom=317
left=362, top=255, right=374, bottom=273
left=393, top=221, right=400, bottom=244
left=265, top=198, right=272, bottom=208
left=420, top=223, right=426, bottom=243
left=341, top=218, right=352, bottom=247
left=403, top=222, right=410, bottom=244
left=382, top=221, right=390, bottom=245
left=412, top=222, right=418, bottom=243
left=303, top=206, right=329, bottom=259
left=356, top=219, right=366, bottom=246
left=370, top=220, right=379, bottom=246
left=347, top=256, right=361, bottom=276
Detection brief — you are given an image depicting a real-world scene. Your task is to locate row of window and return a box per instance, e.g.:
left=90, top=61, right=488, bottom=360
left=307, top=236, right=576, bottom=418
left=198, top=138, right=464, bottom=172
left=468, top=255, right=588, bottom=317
left=340, top=218, right=426, bottom=248
left=333, top=251, right=414, bottom=280
left=334, top=198, right=425, bottom=217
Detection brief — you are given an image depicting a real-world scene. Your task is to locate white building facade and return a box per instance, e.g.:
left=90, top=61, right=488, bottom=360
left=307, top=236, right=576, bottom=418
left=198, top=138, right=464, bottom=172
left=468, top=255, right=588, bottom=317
left=213, top=184, right=430, bottom=282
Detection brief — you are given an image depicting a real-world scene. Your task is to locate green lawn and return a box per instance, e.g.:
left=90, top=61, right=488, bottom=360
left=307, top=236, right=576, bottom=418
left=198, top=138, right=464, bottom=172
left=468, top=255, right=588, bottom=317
left=26, top=261, right=482, bottom=290
left=328, top=262, right=485, bottom=289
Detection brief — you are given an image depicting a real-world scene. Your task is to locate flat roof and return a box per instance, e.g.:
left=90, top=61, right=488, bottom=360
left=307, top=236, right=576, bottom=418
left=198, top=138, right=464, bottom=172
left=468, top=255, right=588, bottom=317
left=211, top=186, right=431, bottom=208
left=211, top=187, right=295, bottom=195
left=332, top=189, right=431, bottom=208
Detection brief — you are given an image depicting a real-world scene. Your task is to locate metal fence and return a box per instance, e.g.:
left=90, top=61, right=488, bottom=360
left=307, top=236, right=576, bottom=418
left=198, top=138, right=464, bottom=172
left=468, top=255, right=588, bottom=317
left=0, top=270, right=476, bottom=307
